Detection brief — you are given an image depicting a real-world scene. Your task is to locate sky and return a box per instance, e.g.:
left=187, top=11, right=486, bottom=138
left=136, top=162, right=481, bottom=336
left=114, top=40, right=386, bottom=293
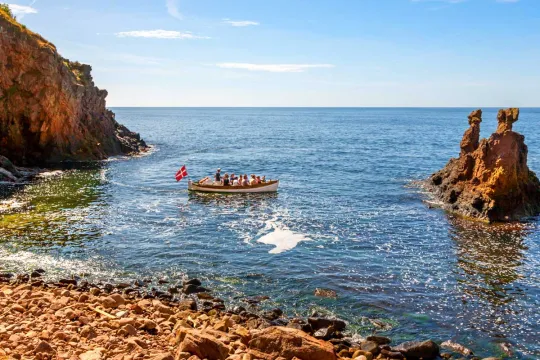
left=6, top=0, right=540, bottom=107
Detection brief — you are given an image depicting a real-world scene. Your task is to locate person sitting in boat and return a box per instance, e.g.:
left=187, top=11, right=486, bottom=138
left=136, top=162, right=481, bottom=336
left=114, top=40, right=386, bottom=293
left=256, top=176, right=262, bottom=184
left=230, top=173, right=238, bottom=184
left=223, top=173, right=230, bottom=186
left=214, top=168, right=221, bottom=184
left=261, top=176, right=266, bottom=183
left=242, top=174, right=249, bottom=186
left=232, top=175, right=239, bottom=186
left=249, top=174, right=257, bottom=185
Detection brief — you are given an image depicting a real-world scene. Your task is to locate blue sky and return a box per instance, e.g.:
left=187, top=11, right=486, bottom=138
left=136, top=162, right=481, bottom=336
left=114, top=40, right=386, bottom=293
left=6, top=0, right=540, bottom=107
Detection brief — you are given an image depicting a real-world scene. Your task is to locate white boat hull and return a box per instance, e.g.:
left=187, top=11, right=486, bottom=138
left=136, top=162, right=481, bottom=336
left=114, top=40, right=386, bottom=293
left=188, top=180, right=279, bottom=193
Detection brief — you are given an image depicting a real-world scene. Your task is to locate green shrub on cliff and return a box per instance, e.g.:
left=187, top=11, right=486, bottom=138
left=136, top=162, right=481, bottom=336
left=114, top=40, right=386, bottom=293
left=0, top=4, right=15, bottom=19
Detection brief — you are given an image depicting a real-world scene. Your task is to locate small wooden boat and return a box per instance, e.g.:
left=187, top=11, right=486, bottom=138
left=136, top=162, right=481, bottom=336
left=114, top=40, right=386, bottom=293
left=188, top=180, right=279, bottom=193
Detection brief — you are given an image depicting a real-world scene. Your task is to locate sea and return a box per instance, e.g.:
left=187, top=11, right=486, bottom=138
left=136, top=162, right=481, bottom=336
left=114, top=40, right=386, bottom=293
left=1, top=108, right=540, bottom=358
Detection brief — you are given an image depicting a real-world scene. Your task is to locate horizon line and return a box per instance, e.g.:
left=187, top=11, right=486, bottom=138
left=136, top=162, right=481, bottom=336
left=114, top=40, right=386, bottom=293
left=108, top=106, right=540, bottom=109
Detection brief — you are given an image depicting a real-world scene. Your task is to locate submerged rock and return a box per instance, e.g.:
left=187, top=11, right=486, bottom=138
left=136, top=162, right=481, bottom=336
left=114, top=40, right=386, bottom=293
left=429, top=108, right=540, bottom=222
left=0, top=10, right=146, bottom=165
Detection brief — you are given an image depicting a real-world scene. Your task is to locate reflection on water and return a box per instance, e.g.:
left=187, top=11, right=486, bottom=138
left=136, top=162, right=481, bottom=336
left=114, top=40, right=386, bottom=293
left=0, top=164, right=106, bottom=247
left=188, top=192, right=278, bottom=207
left=448, top=215, right=536, bottom=355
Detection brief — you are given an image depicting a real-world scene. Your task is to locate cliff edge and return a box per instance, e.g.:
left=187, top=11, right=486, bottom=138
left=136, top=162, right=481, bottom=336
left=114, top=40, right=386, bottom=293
left=0, top=8, right=146, bottom=165
left=429, top=108, right=540, bottom=222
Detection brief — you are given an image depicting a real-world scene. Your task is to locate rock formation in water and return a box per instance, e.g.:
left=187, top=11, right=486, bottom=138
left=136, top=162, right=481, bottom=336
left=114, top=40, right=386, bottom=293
left=0, top=8, right=146, bottom=165
left=429, top=108, right=540, bottom=222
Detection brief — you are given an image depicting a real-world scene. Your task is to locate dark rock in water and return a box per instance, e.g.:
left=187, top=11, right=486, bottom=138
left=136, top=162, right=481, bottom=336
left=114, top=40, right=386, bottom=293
left=367, top=335, right=391, bottom=345
left=308, top=317, right=346, bottom=332
left=31, top=280, right=44, bottom=287
left=212, top=302, right=226, bottom=311
left=168, top=286, right=179, bottom=294
left=314, top=288, right=338, bottom=298
left=231, top=306, right=247, bottom=314
left=0, top=273, right=14, bottom=280
left=262, top=308, right=283, bottom=321
left=158, top=279, right=169, bottom=284
left=116, top=283, right=130, bottom=289
left=393, top=340, right=440, bottom=360
left=182, top=284, right=209, bottom=295
left=381, top=349, right=405, bottom=359
left=313, top=326, right=336, bottom=340
left=103, top=283, right=114, bottom=293
left=30, top=271, right=43, bottom=278
left=428, top=108, right=540, bottom=222
left=360, top=340, right=380, bottom=356
left=243, top=295, right=270, bottom=304
left=133, top=279, right=145, bottom=287
left=183, top=278, right=201, bottom=286
left=17, top=274, right=30, bottom=282
left=287, top=318, right=313, bottom=333
left=270, top=318, right=289, bottom=327
left=35, top=269, right=46, bottom=274
left=0, top=155, right=21, bottom=177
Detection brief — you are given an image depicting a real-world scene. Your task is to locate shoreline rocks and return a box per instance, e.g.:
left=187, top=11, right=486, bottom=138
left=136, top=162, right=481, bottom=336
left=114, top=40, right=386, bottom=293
left=0, top=9, right=147, bottom=166
left=428, top=108, right=540, bottom=222
left=0, top=271, right=501, bottom=360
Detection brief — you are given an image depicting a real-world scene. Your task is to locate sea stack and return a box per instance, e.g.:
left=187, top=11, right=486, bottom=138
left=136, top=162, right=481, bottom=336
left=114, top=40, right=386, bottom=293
left=429, top=108, right=540, bottom=222
left=0, top=8, right=146, bottom=165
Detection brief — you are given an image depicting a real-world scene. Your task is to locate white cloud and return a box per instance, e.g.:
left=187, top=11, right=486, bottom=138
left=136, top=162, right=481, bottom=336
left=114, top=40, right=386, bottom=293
left=166, top=0, right=182, bottom=20
left=216, top=63, right=335, bottom=73
left=7, top=4, right=38, bottom=18
left=115, top=30, right=209, bottom=40
left=222, top=19, right=259, bottom=27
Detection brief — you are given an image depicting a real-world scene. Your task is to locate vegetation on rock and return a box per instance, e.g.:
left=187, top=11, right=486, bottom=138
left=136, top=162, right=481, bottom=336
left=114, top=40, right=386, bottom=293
left=0, top=8, right=146, bottom=165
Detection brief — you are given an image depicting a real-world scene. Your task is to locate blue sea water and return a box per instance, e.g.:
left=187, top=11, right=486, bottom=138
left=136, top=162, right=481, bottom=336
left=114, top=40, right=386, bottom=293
left=1, top=107, right=540, bottom=358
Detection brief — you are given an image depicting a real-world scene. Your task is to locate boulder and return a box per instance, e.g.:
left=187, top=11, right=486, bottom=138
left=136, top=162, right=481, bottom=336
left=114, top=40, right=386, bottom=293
left=308, top=317, right=346, bottom=332
left=247, top=326, right=336, bottom=360
left=176, top=328, right=231, bottom=360
left=393, top=340, right=440, bottom=360
left=429, top=108, right=540, bottom=222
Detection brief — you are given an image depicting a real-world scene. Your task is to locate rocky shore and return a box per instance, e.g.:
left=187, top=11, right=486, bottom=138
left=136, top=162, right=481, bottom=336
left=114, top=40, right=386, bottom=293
left=0, top=272, right=500, bottom=360
left=428, top=108, right=540, bottom=222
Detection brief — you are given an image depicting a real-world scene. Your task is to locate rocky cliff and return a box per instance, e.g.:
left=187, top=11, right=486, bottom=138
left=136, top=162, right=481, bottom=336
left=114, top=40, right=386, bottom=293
left=429, top=108, right=540, bottom=222
left=0, top=8, right=146, bottom=166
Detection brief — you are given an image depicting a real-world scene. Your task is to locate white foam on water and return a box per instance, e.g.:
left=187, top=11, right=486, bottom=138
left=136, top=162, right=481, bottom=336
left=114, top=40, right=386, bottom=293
left=256, top=220, right=311, bottom=254
left=37, top=170, right=64, bottom=178
left=0, top=247, right=121, bottom=280
left=0, top=199, right=27, bottom=212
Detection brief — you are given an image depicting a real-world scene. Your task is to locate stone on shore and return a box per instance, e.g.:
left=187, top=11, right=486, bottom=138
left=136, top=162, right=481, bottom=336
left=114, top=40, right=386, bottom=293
left=393, top=339, right=440, bottom=359
left=247, top=326, right=337, bottom=360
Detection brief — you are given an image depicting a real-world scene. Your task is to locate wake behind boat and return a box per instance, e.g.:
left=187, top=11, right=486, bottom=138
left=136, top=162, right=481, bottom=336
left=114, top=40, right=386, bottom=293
left=188, top=179, right=279, bottom=193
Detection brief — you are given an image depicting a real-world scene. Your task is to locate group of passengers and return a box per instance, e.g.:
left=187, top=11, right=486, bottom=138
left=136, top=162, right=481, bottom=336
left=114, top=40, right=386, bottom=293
left=214, top=168, right=266, bottom=186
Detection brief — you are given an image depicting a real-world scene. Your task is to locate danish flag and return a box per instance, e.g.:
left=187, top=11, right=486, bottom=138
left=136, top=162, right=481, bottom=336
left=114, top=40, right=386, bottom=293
left=175, top=165, right=188, bottom=182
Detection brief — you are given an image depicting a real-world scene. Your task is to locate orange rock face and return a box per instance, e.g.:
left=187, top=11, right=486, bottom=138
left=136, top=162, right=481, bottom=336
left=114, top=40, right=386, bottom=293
left=0, top=9, right=146, bottom=165
left=430, top=108, right=540, bottom=222
left=248, top=327, right=337, bottom=360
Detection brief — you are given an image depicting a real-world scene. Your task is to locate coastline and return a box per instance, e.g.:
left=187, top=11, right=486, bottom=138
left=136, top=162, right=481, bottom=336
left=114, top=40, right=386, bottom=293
left=0, top=271, right=498, bottom=360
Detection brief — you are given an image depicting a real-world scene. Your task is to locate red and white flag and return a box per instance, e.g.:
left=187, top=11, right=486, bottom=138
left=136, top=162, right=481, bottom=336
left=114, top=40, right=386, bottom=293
left=175, top=165, right=188, bottom=182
